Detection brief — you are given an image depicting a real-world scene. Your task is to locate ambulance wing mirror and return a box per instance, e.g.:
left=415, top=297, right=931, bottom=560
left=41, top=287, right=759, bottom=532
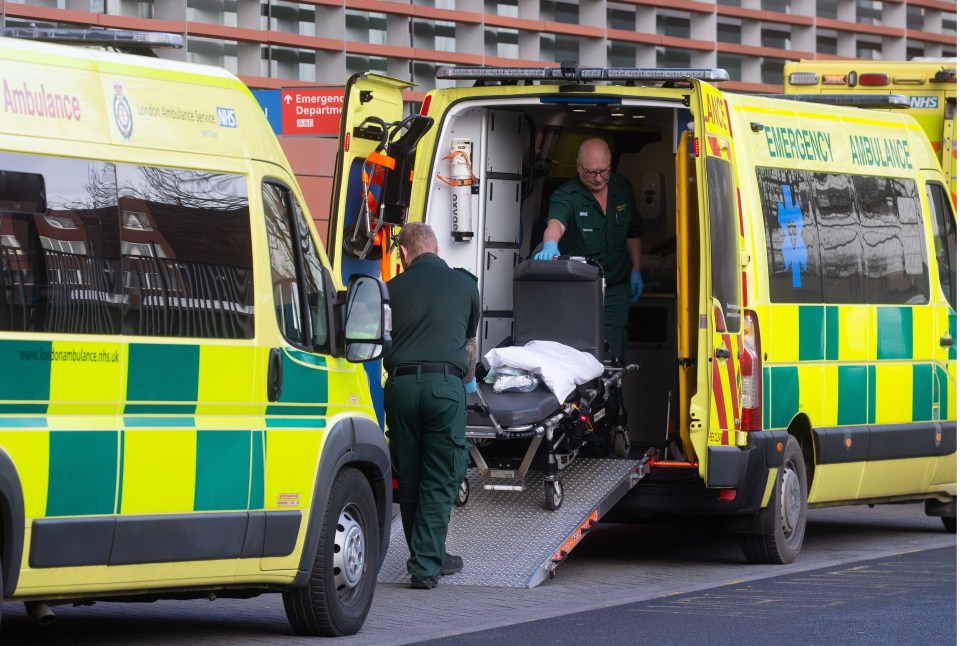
left=342, top=274, right=392, bottom=363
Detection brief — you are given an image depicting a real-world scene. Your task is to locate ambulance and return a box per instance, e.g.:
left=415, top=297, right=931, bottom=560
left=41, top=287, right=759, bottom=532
left=785, top=59, right=957, bottom=207
left=331, top=63, right=956, bottom=565
left=0, top=32, right=392, bottom=636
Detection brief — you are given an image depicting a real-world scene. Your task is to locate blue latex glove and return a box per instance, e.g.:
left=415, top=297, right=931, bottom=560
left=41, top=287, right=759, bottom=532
left=630, top=270, right=644, bottom=303
left=464, top=377, right=477, bottom=394
left=533, top=241, right=560, bottom=261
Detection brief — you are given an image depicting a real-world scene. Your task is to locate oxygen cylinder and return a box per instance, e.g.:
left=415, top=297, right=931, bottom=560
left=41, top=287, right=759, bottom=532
left=448, top=139, right=475, bottom=241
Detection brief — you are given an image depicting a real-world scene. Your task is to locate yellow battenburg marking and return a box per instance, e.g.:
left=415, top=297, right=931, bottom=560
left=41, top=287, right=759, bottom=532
left=911, top=306, right=934, bottom=360
left=121, top=430, right=196, bottom=514
left=264, top=430, right=322, bottom=510
left=798, top=365, right=826, bottom=425
left=47, top=341, right=123, bottom=415
left=197, top=344, right=257, bottom=415
left=768, top=305, right=799, bottom=362
left=809, top=462, right=863, bottom=503
left=874, top=363, right=913, bottom=424
left=0, top=431, right=49, bottom=519
left=860, top=456, right=932, bottom=497
left=821, top=364, right=839, bottom=427
left=837, top=306, right=874, bottom=361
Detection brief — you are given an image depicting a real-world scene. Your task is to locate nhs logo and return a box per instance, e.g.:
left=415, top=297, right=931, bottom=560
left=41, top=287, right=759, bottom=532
left=909, top=96, right=939, bottom=109
left=217, top=107, right=238, bottom=128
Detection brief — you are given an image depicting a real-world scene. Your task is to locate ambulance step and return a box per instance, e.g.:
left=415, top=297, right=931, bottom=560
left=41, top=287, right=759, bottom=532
left=377, top=457, right=643, bottom=588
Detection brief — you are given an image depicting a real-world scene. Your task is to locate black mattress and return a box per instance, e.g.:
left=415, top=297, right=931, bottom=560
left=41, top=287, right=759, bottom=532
left=466, top=382, right=561, bottom=428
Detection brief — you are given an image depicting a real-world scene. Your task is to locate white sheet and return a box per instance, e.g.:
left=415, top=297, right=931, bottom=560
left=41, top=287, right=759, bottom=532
left=484, top=340, right=604, bottom=403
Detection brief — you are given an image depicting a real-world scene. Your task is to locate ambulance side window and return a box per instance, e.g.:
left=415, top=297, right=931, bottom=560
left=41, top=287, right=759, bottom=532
left=117, top=165, right=254, bottom=338
left=262, top=181, right=329, bottom=352
left=0, top=153, right=121, bottom=334
left=706, top=157, right=741, bottom=333
left=926, top=181, right=957, bottom=310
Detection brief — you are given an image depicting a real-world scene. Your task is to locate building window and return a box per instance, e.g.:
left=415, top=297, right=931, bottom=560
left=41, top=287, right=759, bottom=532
left=717, top=21, right=740, bottom=44
left=346, top=55, right=387, bottom=77
left=657, top=12, right=691, bottom=39
left=856, top=38, right=882, bottom=59
left=485, top=0, right=518, bottom=17
left=187, top=37, right=238, bottom=75
left=761, top=28, right=790, bottom=50
left=608, top=41, right=636, bottom=67
left=414, top=20, right=457, bottom=52
left=817, top=33, right=838, bottom=55
left=906, top=6, right=925, bottom=31
left=187, top=0, right=236, bottom=27
left=540, top=34, right=578, bottom=64
left=346, top=10, right=386, bottom=46
left=657, top=46, right=690, bottom=68
left=105, top=0, right=153, bottom=19
left=608, top=8, right=635, bottom=31
left=486, top=27, right=519, bottom=59
left=267, top=1, right=316, bottom=36
left=761, top=58, right=783, bottom=85
left=542, top=1, right=579, bottom=25
left=717, top=54, right=741, bottom=81
left=816, top=0, right=836, bottom=19
left=856, top=0, right=883, bottom=26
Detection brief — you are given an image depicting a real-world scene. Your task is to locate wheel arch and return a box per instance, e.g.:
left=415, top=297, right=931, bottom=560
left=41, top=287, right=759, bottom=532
left=0, top=450, right=24, bottom=598
left=787, top=413, right=815, bottom=494
left=292, top=416, right=391, bottom=588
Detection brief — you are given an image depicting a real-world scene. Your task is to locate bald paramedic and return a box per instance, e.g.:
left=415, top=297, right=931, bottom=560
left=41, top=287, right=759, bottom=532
left=383, top=222, right=480, bottom=590
left=534, top=137, right=643, bottom=360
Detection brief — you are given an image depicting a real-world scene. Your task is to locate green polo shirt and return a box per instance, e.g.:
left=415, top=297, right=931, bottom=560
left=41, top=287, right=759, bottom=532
left=384, top=253, right=480, bottom=374
left=546, top=173, right=643, bottom=285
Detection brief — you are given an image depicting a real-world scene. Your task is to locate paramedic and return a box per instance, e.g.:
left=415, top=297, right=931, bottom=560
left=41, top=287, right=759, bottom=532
left=535, top=137, right=643, bottom=360
left=383, top=222, right=481, bottom=590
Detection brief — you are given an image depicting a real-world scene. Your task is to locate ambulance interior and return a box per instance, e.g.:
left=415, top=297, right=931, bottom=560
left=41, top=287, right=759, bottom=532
left=422, top=100, right=692, bottom=456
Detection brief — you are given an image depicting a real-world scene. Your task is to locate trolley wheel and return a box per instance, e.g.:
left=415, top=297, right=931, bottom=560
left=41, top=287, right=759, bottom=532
left=454, top=477, right=469, bottom=507
left=544, top=479, right=564, bottom=511
left=613, top=428, right=631, bottom=458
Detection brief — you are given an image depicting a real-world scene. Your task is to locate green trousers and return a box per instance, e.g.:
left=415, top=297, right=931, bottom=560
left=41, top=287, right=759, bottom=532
left=604, top=280, right=630, bottom=361
left=384, top=370, right=468, bottom=579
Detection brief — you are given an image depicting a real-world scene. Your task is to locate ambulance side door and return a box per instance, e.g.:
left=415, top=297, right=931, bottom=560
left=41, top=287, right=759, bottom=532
left=327, top=73, right=412, bottom=285
left=690, top=81, right=745, bottom=485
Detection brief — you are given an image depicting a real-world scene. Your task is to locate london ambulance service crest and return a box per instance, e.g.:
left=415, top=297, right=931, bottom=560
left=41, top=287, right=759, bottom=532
left=113, top=82, right=133, bottom=140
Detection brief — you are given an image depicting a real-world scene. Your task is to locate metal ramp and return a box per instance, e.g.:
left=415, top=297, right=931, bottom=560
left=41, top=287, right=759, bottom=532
left=377, top=457, right=642, bottom=588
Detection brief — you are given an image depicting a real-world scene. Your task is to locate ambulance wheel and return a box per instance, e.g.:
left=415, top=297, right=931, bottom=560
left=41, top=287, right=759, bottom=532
left=283, top=467, right=379, bottom=636
left=740, top=435, right=807, bottom=564
left=614, top=428, right=630, bottom=458
left=943, top=516, right=957, bottom=533
left=544, top=479, right=564, bottom=511
left=454, top=477, right=470, bottom=507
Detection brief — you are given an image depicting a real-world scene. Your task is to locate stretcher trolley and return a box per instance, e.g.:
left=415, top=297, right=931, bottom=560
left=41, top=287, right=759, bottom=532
left=463, top=258, right=636, bottom=511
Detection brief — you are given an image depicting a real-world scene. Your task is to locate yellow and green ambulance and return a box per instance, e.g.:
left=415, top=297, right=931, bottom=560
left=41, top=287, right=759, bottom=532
left=0, top=33, right=392, bottom=636
left=332, top=64, right=956, bottom=565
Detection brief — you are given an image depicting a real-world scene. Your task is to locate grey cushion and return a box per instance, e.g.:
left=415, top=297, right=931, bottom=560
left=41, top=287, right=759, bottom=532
left=466, top=381, right=561, bottom=428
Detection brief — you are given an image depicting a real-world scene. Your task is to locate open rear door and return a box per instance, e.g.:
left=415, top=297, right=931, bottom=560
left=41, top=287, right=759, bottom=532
left=688, top=80, right=744, bottom=483
left=327, top=73, right=412, bottom=285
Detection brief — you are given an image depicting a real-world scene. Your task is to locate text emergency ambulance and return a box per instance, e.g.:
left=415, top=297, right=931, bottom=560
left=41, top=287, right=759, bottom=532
left=0, top=31, right=393, bottom=636
left=330, top=64, right=956, bottom=566
left=785, top=59, right=957, bottom=207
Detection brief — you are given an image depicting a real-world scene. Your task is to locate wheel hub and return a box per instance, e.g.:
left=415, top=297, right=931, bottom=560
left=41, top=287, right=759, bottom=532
left=334, top=507, right=366, bottom=591
left=781, top=465, right=802, bottom=535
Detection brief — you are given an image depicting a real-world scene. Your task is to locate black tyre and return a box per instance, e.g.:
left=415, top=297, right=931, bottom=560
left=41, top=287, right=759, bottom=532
left=741, top=435, right=807, bottom=564
left=454, top=477, right=469, bottom=507
left=283, top=467, right=379, bottom=636
left=544, top=479, right=563, bottom=511
left=943, top=516, right=957, bottom=533
left=613, top=428, right=630, bottom=458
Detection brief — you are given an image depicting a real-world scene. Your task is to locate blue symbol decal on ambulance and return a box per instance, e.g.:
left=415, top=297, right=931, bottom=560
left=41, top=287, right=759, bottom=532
left=908, top=96, right=939, bottom=109
left=112, top=82, right=133, bottom=141
left=777, top=185, right=807, bottom=288
left=217, top=107, right=237, bottom=128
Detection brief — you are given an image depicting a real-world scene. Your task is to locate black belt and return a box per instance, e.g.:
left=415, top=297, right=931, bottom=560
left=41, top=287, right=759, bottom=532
left=391, top=364, right=464, bottom=379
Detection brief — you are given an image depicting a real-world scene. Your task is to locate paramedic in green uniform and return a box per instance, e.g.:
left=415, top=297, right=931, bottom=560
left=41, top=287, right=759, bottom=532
left=534, top=137, right=644, bottom=360
left=383, top=222, right=480, bottom=589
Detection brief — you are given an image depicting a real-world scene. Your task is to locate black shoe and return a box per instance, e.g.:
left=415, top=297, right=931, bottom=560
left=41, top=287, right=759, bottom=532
left=441, top=554, right=463, bottom=576
left=410, top=575, right=439, bottom=589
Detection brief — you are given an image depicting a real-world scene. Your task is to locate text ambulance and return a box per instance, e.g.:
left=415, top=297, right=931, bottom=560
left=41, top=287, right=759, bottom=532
left=0, top=34, right=392, bottom=636
left=330, top=65, right=956, bottom=565
left=785, top=59, right=957, bottom=207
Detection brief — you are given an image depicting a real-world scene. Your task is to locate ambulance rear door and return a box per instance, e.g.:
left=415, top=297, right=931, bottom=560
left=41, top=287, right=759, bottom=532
left=327, top=73, right=413, bottom=285
left=688, top=80, right=745, bottom=487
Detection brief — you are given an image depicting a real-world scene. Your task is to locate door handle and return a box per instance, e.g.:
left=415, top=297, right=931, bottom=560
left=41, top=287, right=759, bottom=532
left=941, top=335, right=954, bottom=348
left=715, top=347, right=731, bottom=359
left=267, top=348, right=283, bottom=402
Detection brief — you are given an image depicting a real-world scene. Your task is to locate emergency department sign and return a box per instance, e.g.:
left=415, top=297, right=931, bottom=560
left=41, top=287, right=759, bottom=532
left=280, top=87, right=343, bottom=135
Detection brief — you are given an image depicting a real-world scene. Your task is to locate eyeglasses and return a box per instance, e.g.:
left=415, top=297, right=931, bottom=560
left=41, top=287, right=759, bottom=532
left=577, top=162, right=611, bottom=179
